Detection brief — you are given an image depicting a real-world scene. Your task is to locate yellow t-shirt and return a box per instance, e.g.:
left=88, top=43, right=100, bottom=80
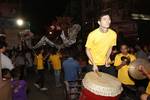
left=114, top=53, right=136, bottom=85
left=49, top=53, right=61, bottom=70
left=146, top=82, right=150, bottom=94
left=36, top=53, right=44, bottom=70
left=85, top=28, right=117, bottom=65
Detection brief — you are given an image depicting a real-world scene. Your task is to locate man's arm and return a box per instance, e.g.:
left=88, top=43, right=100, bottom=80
left=106, top=32, right=117, bottom=66
left=86, top=48, right=98, bottom=71
left=139, top=65, right=150, bottom=80
left=114, top=55, right=127, bottom=70
left=117, top=62, right=127, bottom=69
left=105, top=47, right=113, bottom=67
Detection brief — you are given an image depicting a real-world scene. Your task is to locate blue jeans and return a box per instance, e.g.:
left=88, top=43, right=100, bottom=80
left=46, top=61, right=51, bottom=71
left=54, top=70, right=61, bottom=85
left=36, top=70, right=45, bottom=88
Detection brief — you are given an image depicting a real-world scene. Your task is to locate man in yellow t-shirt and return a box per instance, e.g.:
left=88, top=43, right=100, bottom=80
left=49, top=53, right=61, bottom=70
left=49, top=48, right=62, bottom=87
left=34, top=49, right=47, bottom=91
left=146, top=82, right=150, bottom=95
left=114, top=44, right=136, bottom=85
left=85, top=12, right=117, bottom=76
left=139, top=65, right=150, bottom=100
left=114, top=44, right=136, bottom=99
left=36, top=53, right=44, bottom=70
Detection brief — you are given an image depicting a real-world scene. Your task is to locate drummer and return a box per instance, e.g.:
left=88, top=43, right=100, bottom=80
left=139, top=65, right=150, bottom=100
left=114, top=44, right=136, bottom=85
left=85, top=11, right=117, bottom=76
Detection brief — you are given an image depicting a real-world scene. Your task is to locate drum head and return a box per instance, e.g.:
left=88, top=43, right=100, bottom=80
left=128, top=59, right=150, bottom=80
left=82, top=72, right=123, bottom=96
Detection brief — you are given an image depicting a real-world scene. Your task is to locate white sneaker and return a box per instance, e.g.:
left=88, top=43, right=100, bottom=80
left=40, top=87, right=48, bottom=91
left=34, top=83, right=40, bottom=88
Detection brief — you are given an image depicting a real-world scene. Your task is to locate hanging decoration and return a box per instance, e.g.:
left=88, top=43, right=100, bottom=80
left=34, top=16, right=81, bottom=50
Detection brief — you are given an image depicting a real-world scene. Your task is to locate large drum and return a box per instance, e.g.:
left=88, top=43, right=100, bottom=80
left=80, top=72, right=123, bottom=100
left=128, top=58, right=150, bottom=80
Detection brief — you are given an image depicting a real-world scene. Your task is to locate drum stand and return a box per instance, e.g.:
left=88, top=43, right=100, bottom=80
left=64, top=80, right=82, bottom=100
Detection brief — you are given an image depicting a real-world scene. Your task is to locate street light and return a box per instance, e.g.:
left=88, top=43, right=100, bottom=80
left=16, top=18, right=24, bottom=26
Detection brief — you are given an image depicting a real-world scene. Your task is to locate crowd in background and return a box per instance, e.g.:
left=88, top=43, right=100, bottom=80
left=1, top=37, right=150, bottom=100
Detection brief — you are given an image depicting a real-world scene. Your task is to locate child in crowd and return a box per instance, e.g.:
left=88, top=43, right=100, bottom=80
left=11, top=68, right=27, bottom=100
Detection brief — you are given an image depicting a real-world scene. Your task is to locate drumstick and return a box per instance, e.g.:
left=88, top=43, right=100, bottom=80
left=95, top=70, right=101, bottom=77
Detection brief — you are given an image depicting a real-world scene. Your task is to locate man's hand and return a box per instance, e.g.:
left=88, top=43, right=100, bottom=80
left=121, top=61, right=127, bottom=66
left=117, top=61, right=127, bottom=69
left=93, top=64, right=98, bottom=72
left=105, top=59, right=111, bottom=67
left=138, top=65, right=150, bottom=80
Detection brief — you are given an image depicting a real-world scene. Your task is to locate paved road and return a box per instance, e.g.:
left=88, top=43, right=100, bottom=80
left=27, top=70, right=66, bottom=100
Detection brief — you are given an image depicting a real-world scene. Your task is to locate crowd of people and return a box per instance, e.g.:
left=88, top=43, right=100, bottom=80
left=1, top=37, right=150, bottom=100
left=0, top=40, right=84, bottom=100
left=1, top=13, right=150, bottom=100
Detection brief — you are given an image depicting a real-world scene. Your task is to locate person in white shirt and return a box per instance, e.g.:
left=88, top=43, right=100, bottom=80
left=0, top=42, right=14, bottom=70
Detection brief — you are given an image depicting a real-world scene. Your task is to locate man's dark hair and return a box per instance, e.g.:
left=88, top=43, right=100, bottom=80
left=51, top=47, right=57, bottom=55
left=120, top=43, right=128, bottom=49
left=97, top=10, right=111, bottom=21
left=0, top=41, right=7, bottom=49
left=63, top=47, right=74, bottom=58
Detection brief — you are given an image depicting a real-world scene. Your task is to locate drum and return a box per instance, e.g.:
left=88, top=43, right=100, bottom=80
left=80, top=72, right=123, bottom=100
left=128, top=58, right=150, bottom=80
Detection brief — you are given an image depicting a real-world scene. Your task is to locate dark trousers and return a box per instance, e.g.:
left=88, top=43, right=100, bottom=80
left=86, top=65, right=117, bottom=77
left=119, top=85, right=137, bottom=100
left=16, top=65, right=25, bottom=79
left=36, top=70, right=45, bottom=88
left=98, top=65, right=117, bottom=77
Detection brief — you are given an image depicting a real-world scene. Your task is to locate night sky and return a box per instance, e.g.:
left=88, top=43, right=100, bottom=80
left=21, top=0, right=150, bottom=37
left=22, top=0, right=69, bottom=33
